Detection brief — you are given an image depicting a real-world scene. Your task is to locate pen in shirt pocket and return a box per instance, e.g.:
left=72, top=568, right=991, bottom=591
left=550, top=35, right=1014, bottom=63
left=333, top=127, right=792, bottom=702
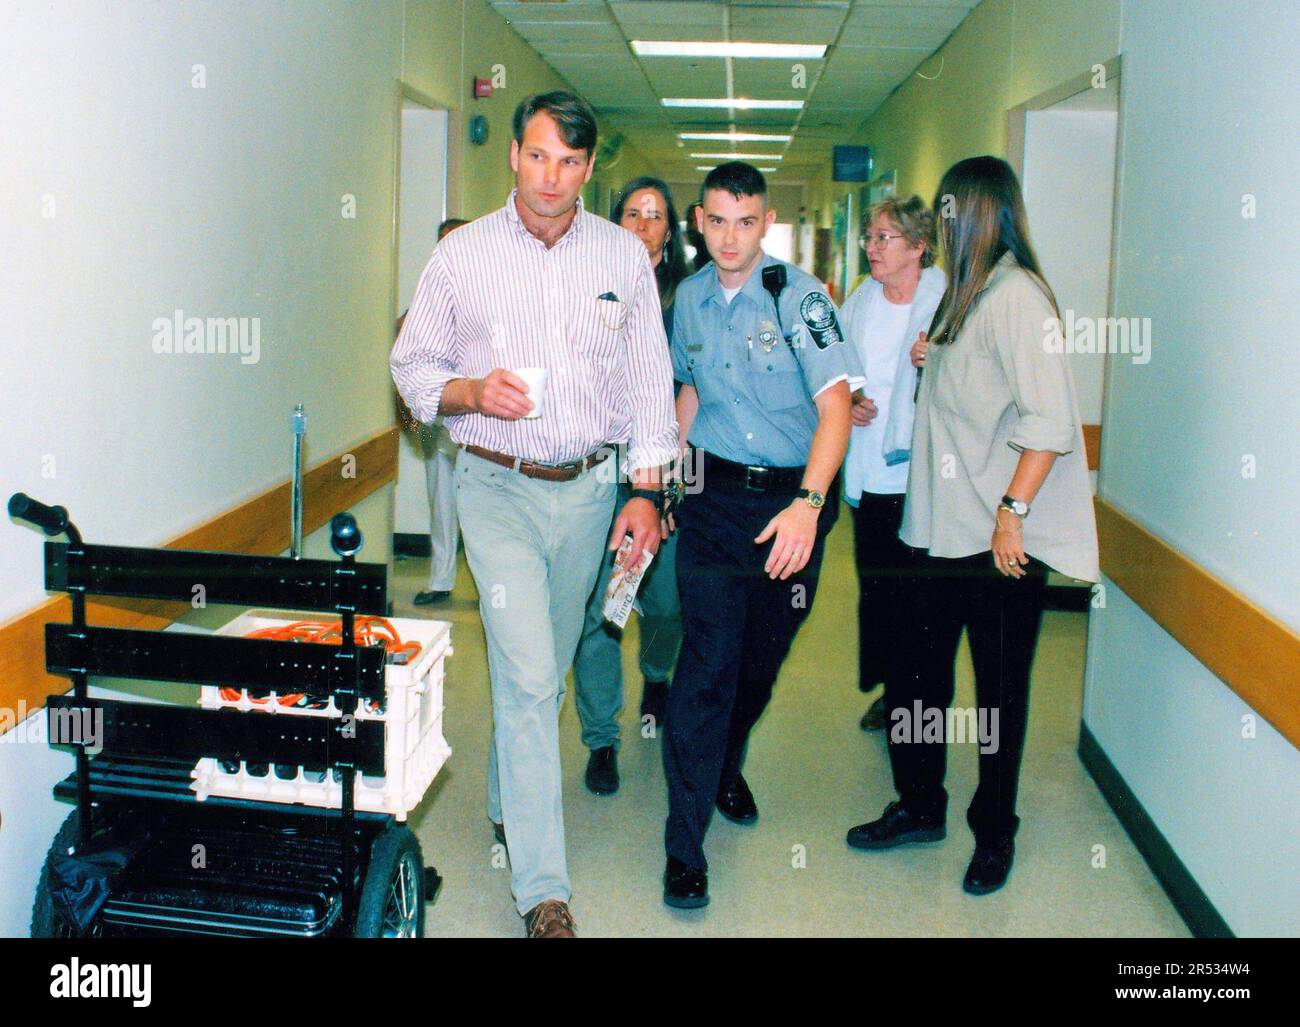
left=595, top=292, right=627, bottom=329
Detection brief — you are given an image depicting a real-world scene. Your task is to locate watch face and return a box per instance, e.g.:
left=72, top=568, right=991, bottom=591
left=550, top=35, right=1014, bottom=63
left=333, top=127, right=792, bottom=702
left=806, top=490, right=825, bottom=508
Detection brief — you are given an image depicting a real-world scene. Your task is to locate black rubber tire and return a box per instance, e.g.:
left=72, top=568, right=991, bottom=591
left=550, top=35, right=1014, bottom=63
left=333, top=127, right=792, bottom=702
left=353, top=825, right=425, bottom=938
left=30, top=809, right=103, bottom=938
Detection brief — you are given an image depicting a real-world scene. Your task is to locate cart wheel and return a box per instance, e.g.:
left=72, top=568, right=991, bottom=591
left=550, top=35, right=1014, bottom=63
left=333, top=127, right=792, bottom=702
left=31, top=810, right=103, bottom=938
left=354, top=825, right=425, bottom=938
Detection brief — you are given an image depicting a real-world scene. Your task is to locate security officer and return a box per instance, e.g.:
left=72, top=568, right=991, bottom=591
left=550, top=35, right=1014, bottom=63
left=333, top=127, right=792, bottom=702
left=662, top=161, right=858, bottom=907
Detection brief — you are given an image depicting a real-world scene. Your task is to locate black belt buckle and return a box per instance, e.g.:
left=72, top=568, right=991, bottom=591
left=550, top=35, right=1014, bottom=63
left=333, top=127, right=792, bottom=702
left=743, top=465, right=773, bottom=492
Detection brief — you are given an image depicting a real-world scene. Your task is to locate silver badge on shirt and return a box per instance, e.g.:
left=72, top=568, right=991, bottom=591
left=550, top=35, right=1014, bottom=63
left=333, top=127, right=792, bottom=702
left=756, top=319, right=780, bottom=353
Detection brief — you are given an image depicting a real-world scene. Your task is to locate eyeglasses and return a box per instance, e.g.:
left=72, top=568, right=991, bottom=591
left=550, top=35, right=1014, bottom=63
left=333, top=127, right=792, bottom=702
left=860, top=232, right=904, bottom=250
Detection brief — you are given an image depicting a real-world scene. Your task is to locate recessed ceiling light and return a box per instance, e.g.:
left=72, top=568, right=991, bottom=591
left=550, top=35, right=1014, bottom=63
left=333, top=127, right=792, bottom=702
left=690, top=152, right=784, bottom=161
left=634, top=41, right=826, bottom=60
left=679, top=132, right=792, bottom=143
left=663, top=98, right=804, bottom=110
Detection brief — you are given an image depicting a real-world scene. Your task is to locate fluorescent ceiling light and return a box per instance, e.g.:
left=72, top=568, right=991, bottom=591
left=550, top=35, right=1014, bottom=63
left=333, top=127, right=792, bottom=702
left=680, top=132, right=792, bottom=143
left=634, top=41, right=826, bottom=60
left=690, top=152, right=784, bottom=161
left=695, top=166, right=778, bottom=173
left=663, top=98, right=804, bottom=110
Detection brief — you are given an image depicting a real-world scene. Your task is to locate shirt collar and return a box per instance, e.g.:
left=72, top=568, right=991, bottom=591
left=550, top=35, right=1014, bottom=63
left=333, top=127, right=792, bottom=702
left=703, top=250, right=777, bottom=310
left=504, top=188, right=585, bottom=245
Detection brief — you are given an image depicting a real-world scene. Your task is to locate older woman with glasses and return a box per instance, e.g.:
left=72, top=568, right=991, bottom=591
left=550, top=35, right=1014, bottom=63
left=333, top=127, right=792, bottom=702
left=840, top=197, right=946, bottom=732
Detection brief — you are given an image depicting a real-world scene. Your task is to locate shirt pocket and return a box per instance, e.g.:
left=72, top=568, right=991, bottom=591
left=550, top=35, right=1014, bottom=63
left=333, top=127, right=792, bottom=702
left=566, top=280, right=627, bottom=364
left=747, top=347, right=808, bottom=411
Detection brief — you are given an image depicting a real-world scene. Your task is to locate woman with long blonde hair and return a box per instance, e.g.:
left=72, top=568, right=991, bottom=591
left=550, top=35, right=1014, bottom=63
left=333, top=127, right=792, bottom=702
left=846, top=156, right=1099, bottom=896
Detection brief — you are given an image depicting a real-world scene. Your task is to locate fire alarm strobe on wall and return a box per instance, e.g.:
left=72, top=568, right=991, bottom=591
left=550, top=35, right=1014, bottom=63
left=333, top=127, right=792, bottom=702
left=473, top=77, right=492, bottom=99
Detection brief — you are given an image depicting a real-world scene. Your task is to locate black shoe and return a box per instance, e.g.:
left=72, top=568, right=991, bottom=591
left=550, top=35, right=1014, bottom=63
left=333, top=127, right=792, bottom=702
left=963, top=840, right=1014, bottom=895
left=640, top=679, right=668, bottom=723
left=860, top=695, right=886, bottom=731
left=491, top=820, right=506, bottom=847
left=585, top=746, right=619, bottom=795
left=846, top=801, right=946, bottom=850
left=414, top=589, right=451, bottom=606
left=663, top=857, right=709, bottom=909
left=715, top=773, right=758, bottom=825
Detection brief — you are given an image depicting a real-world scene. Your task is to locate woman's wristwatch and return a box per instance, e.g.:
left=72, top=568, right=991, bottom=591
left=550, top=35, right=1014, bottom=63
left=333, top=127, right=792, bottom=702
left=998, top=494, right=1030, bottom=519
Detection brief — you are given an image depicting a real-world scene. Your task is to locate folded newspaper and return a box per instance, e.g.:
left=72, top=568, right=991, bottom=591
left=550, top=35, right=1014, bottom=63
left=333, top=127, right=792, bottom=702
left=603, top=535, right=654, bottom=628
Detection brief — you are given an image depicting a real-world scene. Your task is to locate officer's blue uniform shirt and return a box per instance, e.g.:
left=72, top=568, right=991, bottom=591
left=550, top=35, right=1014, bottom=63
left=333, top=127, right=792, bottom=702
left=671, top=251, right=863, bottom=467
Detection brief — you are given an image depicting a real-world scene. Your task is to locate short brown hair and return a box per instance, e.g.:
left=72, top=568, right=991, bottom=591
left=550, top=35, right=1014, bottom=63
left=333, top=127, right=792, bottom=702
left=864, top=195, right=936, bottom=268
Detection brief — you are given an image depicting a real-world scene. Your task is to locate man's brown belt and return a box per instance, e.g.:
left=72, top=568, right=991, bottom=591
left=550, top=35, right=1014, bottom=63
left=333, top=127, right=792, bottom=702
left=460, top=443, right=613, bottom=482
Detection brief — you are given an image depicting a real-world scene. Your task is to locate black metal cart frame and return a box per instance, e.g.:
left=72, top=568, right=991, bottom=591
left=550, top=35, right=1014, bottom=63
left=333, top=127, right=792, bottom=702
left=9, top=492, right=439, bottom=938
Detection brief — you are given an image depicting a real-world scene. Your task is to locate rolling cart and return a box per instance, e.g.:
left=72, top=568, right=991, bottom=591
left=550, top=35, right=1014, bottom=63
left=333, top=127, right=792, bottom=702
left=10, top=492, right=450, bottom=938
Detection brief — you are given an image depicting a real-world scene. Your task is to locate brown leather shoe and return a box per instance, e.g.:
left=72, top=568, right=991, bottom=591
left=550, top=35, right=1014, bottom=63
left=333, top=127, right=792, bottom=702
left=523, top=899, right=576, bottom=938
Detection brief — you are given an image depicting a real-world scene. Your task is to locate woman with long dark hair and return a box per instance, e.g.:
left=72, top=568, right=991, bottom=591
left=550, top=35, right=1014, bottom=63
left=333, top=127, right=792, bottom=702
left=846, top=156, right=1099, bottom=895
left=612, top=176, right=690, bottom=321
left=571, top=176, right=688, bottom=795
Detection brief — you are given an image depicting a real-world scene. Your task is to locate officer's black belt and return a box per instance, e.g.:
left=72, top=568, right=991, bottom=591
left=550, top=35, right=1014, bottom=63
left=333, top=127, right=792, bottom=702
left=698, top=449, right=805, bottom=493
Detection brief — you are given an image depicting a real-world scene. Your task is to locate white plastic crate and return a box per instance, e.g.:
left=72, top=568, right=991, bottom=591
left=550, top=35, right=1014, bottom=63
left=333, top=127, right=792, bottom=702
left=190, top=610, right=452, bottom=820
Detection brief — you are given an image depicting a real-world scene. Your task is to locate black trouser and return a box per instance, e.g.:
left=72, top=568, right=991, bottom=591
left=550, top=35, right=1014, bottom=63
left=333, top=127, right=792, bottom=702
left=850, top=492, right=910, bottom=693
left=886, top=549, right=1049, bottom=847
left=663, top=474, right=836, bottom=871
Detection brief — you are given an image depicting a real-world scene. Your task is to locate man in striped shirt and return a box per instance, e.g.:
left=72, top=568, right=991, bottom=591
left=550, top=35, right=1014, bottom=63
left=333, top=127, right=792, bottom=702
left=391, top=92, right=677, bottom=938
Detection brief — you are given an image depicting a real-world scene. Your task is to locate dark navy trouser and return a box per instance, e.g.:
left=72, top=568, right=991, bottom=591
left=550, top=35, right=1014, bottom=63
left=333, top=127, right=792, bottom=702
left=663, top=475, right=836, bottom=871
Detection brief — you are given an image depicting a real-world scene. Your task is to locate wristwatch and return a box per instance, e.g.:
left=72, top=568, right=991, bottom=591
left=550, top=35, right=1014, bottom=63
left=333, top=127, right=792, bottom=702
left=999, top=494, right=1030, bottom=519
left=797, top=488, right=826, bottom=510
left=631, top=487, right=665, bottom=514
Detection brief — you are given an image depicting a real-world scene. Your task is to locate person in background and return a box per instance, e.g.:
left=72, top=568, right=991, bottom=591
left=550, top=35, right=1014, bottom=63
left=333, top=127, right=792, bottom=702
left=662, top=162, right=856, bottom=908
left=845, top=156, right=1099, bottom=896
left=683, top=201, right=711, bottom=271
left=839, top=197, right=944, bottom=732
left=572, top=177, right=688, bottom=796
left=391, top=92, right=677, bottom=937
left=413, top=217, right=469, bottom=605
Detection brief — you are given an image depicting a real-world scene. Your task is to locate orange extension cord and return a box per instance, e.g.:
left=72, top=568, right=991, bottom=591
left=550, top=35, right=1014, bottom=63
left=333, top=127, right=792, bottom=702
left=220, top=616, right=421, bottom=708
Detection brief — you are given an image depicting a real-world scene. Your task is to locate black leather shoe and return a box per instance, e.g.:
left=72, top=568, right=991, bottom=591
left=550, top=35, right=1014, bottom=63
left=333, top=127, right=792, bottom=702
left=963, top=841, right=1014, bottom=895
left=663, top=857, right=709, bottom=909
left=860, top=695, right=886, bottom=731
left=413, top=589, right=451, bottom=605
left=715, top=773, right=757, bottom=825
left=585, top=746, right=619, bottom=795
left=846, top=801, right=946, bottom=850
left=640, top=679, right=668, bottom=723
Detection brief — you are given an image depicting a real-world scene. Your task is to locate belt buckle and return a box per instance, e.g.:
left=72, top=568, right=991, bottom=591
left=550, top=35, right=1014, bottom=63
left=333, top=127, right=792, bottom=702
left=743, top=465, right=770, bottom=492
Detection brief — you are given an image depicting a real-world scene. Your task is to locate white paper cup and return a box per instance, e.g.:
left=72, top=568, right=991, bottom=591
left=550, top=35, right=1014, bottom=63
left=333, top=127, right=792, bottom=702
left=515, top=367, right=550, bottom=419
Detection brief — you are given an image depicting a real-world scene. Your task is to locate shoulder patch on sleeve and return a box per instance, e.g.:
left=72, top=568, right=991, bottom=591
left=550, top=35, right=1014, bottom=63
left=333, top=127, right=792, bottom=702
left=799, top=292, right=843, bottom=350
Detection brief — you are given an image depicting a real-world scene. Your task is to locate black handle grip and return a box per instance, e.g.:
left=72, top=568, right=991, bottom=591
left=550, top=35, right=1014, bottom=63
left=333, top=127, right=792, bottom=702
left=8, top=493, right=70, bottom=537
left=330, top=512, right=362, bottom=557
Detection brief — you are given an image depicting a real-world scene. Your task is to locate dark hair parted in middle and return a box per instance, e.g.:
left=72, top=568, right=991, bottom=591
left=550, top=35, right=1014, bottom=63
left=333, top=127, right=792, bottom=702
left=929, top=155, right=1058, bottom=347
left=512, top=91, right=598, bottom=157
left=702, top=161, right=767, bottom=202
left=610, top=176, right=689, bottom=311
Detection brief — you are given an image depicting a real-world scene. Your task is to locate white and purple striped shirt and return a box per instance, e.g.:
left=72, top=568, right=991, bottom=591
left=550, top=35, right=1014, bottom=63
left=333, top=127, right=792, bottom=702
left=390, top=191, right=679, bottom=472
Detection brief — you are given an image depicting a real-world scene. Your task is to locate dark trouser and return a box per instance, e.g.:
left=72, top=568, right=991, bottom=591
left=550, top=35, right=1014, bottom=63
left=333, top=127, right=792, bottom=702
left=850, top=492, right=909, bottom=693
left=886, top=549, right=1049, bottom=847
left=663, top=477, right=835, bottom=871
